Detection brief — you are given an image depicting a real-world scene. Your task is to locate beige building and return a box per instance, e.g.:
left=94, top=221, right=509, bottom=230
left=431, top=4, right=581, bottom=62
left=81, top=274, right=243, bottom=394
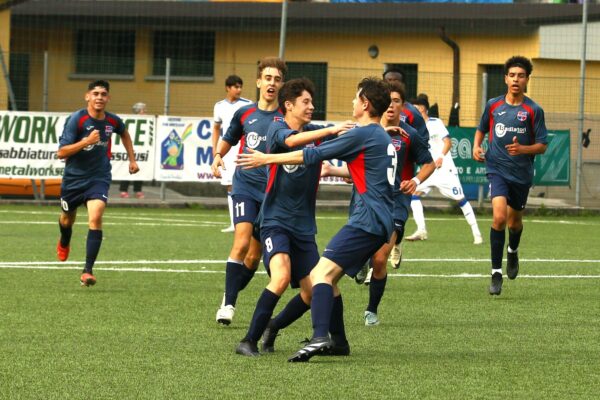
left=1, top=1, right=599, bottom=129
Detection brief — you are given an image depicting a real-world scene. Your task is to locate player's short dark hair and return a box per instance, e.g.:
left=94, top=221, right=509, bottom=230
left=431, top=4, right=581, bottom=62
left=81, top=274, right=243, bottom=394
left=357, top=77, right=391, bottom=118
left=257, top=57, right=287, bottom=80
left=88, top=80, right=110, bottom=92
left=504, top=56, right=533, bottom=77
left=388, top=81, right=406, bottom=102
left=412, top=93, right=430, bottom=110
left=225, top=75, right=243, bottom=87
left=278, top=78, right=315, bottom=115
left=382, top=68, right=406, bottom=84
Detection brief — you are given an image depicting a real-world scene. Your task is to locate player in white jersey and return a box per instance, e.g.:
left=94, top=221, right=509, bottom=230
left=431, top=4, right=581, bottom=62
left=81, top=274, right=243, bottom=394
left=212, top=75, right=251, bottom=233
left=406, top=95, right=483, bottom=245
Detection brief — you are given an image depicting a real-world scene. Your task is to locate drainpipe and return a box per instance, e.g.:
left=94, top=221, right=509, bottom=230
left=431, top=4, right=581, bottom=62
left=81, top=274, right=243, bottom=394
left=438, top=27, right=460, bottom=122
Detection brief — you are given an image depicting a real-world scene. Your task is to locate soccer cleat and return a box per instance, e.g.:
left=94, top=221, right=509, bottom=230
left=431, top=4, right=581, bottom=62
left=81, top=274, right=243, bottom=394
left=288, top=336, right=332, bottom=362
left=355, top=263, right=369, bottom=284
left=119, top=191, right=129, bottom=198
left=261, top=320, right=280, bottom=353
left=135, top=191, right=145, bottom=199
left=473, top=234, right=483, bottom=245
left=323, top=340, right=351, bottom=356
left=364, top=267, right=373, bottom=286
left=507, top=250, right=519, bottom=280
left=406, top=230, right=428, bottom=241
left=389, top=242, right=402, bottom=269
left=364, top=311, right=380, bottom=326
left=216, top=304, right=235, bottom=325
left=56, top=240, right=70, bottom=262
left=80, top=272, right=96, bottom=287
left=489, top=273, right=503, bottom=295
left=235, top=340, right=259, bottom=357
left=220, top=226, right=235, bottom=233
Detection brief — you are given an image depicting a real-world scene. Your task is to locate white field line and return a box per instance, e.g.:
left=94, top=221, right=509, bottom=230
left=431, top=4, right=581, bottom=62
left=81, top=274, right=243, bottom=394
left=1, top=264, right=599, bottom=279
left=2, top=209, right=600, bottom=226
left=0, top=220, right=219, bottom=227
left=0, top=258, right=599, bottom=279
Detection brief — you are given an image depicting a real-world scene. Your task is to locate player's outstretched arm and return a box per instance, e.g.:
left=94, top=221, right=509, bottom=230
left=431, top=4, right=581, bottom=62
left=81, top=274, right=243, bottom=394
left=237, top=148, right=304, bottom=169
left=120, top=129, right=140, bottom=174
left=284, top=120, right=355, bottom=148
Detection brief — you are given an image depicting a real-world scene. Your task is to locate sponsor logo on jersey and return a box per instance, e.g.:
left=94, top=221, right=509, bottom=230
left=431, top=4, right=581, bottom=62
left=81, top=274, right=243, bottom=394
left=283, top=164, right=300, bottom=173
left=495, top=123, right=526, bottom=138
left=517, top=111, right=528, bottom=122
left=245, top=132, right=266, bottom=149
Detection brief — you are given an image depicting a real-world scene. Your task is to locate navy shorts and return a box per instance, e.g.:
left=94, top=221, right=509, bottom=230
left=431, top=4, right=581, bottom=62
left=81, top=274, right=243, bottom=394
left=488, top=173, right=530, bottom=211
left=60, top=181, right=109, bottom=213
left=260, top=225, right=319, bottom=289
left=231, top=194, right=261, bottom=225
left=322, top=225, right=387, bottom=278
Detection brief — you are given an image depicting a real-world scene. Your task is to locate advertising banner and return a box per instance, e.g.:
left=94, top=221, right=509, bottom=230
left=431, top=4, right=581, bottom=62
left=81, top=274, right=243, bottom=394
left=0, top=111, right=68, bottom=179
left=111, top=114, right=155, bottom=181
left=154, top=116, right=218, bottom=182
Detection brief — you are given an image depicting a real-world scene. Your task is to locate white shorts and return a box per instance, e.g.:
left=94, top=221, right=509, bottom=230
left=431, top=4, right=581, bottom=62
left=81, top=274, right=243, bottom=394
left=220, top=144, right=240, bottom=186
left=416, top=167, right=465, bottom=201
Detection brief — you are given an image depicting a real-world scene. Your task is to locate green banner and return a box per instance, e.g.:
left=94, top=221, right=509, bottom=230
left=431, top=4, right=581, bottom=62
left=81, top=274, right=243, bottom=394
left=448, top=127, right=570, bottom=186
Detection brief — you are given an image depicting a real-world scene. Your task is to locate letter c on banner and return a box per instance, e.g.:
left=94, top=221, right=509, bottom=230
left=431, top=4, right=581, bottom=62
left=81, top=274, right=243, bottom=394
left=196, top=120, right=211, bottom=140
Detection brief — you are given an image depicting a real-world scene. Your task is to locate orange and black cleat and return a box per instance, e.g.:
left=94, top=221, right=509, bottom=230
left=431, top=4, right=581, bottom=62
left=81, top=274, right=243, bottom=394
left=80, top=272, right=96, bottom=287
left=57, top=241, right=70, bottom=262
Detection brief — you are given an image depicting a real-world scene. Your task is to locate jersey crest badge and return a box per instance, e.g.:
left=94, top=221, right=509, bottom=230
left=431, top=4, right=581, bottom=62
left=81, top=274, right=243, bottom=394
left=517, top=111, right=528, bottom=122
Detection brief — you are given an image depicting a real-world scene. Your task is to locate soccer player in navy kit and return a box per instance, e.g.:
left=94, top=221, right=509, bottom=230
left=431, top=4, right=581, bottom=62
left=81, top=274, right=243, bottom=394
left=235, top=79, right=353, bottom=357
left=383, top=69, right=430, bottom=268
left=211, top=57, right=287, bottom=325
left=56, top=80, right=139, bottom=286
left=473, top=56, right=548, bottom=296
left=362, top=83, right=434, bottom=325
left=238, top=77, right=395, bottom=362
left=324, top=82, right=434, bottom=326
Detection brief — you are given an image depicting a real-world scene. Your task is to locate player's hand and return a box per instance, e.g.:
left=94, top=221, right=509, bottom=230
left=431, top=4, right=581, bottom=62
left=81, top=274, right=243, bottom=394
left=129, top=160, right=140, bottom=174
left=400, top=179, right=417, bottom=194
left=472, top=144, right=485, bottom=162
left=237, top=148, right=267, bottom=169
left=86, top=130, right=101, bottom=145
left=211, top=154, right=224, bottom=178
left=332, top=120, right=355, bottom=136
left=435, top=157, right=444, bottom=169
left=384, top=126, right=409, bottom=139
left=505, top=136, right=521, bottom=156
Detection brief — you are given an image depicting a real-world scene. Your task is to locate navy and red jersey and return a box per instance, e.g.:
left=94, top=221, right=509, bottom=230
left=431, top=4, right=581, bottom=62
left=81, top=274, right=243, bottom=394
left=401, top=102, right=429, bottom=141
left=303, top=123, right=394, bottom=239
left=391, top=121, right=433, bottom=223
left=222, top=103, right=284, bottom=203
left=59, top=109, right=125, bottom=191
left=478, top=95, right=548, bottom=186
left=260, top=120, right=334, bottom=235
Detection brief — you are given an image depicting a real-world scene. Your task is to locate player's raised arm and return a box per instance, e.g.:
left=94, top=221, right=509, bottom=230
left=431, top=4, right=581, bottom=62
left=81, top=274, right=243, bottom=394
left=237, top=148, right=304, bottom=169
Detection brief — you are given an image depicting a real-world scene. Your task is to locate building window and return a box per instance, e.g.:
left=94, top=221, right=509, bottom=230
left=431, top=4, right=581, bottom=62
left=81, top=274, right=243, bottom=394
left=152, top=31, right=215, bottom=77
left=285, top=62, right=328, bottom=121
left=75, top=30, right=135, bottom=75
left=384, top=63, right=418, bottom=101
left=483, top=65, right=506, bottom=102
